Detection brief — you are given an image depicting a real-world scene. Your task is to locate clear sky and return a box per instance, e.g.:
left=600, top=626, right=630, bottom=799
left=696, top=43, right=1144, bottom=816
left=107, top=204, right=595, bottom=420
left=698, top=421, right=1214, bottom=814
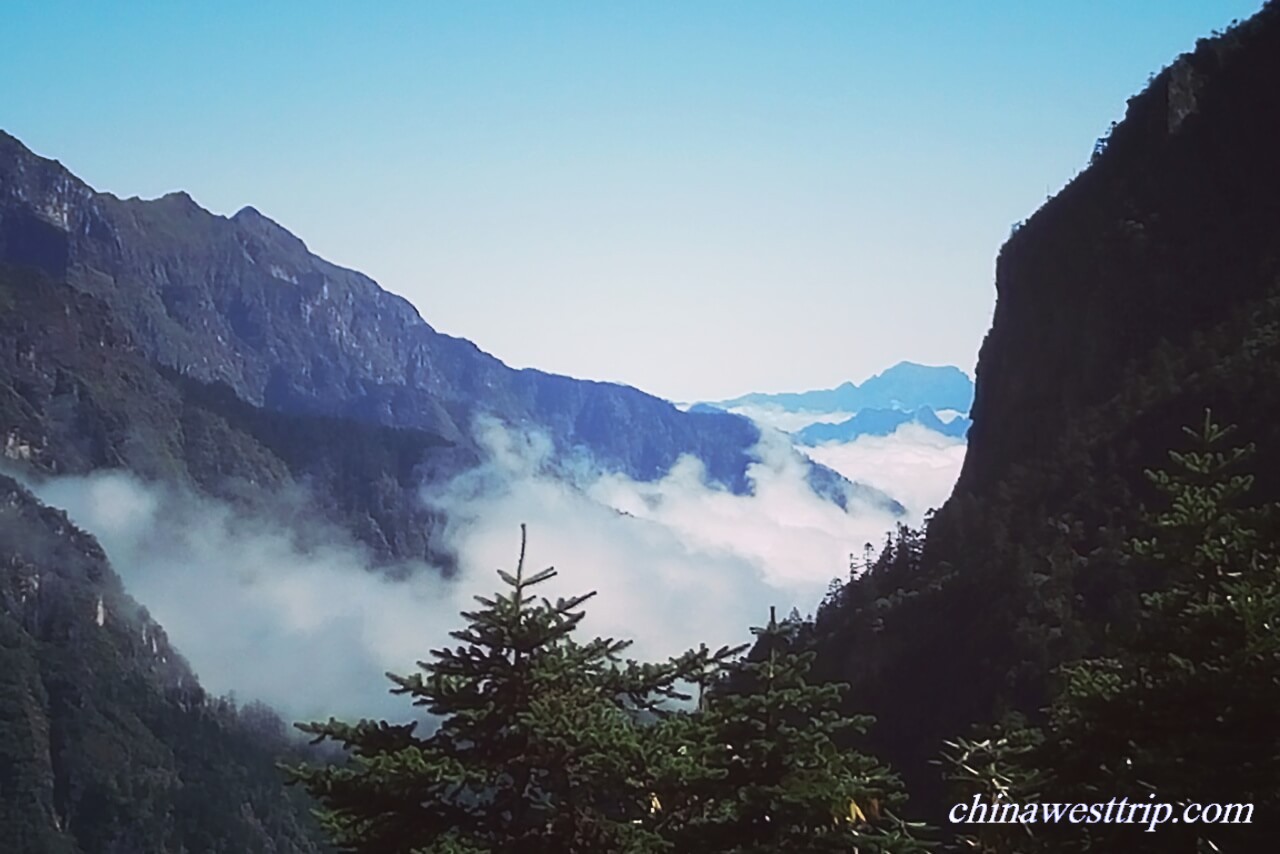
left=1, top=1, right=1263, bottom=402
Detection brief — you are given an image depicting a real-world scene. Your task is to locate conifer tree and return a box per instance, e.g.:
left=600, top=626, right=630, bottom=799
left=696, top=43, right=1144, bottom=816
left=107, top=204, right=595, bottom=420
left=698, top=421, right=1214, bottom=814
left=944, top=412, right=1280, bottom=851
left=1041, top=412, right=1280, bottom=849
left=656, top=608, right=931, bottom=853
left=289, top=525, right=736, bottom=854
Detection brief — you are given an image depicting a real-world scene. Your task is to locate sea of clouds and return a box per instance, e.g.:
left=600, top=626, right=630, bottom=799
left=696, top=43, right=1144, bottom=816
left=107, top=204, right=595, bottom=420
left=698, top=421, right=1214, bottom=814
left=25, top=414, right=965, bottom=725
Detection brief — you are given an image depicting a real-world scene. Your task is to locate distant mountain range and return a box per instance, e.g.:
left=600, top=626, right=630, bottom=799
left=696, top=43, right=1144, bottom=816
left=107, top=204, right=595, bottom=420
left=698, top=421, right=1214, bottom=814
left=794, top=406, right=971, bottom=445
left=710, top=362, right=974, bottom=415
left=687, top=400, right=971, bottom=444
left=692, top=362, right=974, bottom=444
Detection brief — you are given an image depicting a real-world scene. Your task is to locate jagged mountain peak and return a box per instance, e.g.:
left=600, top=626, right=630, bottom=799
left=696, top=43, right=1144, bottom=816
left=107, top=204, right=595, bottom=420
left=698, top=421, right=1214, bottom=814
left=232, top=202, right=314, bottom=257
left=233, top=203, right=289, bottom=232
left=158, top=189, right=198, bottom=205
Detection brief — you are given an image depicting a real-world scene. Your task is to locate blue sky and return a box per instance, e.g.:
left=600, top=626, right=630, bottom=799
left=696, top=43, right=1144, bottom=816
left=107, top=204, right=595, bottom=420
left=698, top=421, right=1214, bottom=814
left=1, top=1, right=1263, bottom=401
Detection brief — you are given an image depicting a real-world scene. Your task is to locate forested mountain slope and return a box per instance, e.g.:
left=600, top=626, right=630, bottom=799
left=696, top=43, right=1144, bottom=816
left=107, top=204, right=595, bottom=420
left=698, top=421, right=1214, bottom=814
left=0, top=264, right=459, bottom=565
left=804, top=0, right=1280, bottom=819
left=0, top=474, right=327, bottom=852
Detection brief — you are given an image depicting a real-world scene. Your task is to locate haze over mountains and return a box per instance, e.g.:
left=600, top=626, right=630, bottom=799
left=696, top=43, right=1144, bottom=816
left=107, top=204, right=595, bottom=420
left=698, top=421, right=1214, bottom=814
left=691, top=361, right=974, bottom=447
left=0, top=128, right=968, bottom=730
left=713, top=361, right=974, bottom=415
left=794, top=405, right=971, bottom=445
left=0, top=129, right=976, bottom=720
left=4, top=0, right=1280, bottom=848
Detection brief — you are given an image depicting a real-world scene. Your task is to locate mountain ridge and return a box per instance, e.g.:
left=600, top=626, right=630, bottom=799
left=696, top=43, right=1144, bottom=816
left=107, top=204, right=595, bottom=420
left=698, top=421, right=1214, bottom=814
left=795, top=405, right=971, bottom=445
left=0, top=129, right=895, bottom=513
left=0, top=262, right=462, bottom=565
left=710, top=361, right=974, bottom=415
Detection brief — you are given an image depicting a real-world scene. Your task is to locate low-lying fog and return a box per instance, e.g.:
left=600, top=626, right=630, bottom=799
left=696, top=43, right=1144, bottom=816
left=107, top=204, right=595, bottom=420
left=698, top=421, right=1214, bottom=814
left=28, top=414, right=964, bottom=724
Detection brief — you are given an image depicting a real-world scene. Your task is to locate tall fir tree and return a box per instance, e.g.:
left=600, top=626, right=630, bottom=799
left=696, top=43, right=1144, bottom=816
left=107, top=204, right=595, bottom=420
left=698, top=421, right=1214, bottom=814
left=1042, top=412, right=1280, bottom=850
left=944, top=412, right=1280, bottom=851
left=655, top=608, right=931, bottom=853
left=288, top=525, right=737, bottom=854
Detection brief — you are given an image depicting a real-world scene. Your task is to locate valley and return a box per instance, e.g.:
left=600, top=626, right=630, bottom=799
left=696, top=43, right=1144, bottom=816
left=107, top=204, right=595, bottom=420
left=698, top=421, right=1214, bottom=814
left=2, top=2, right=1277, bottom=850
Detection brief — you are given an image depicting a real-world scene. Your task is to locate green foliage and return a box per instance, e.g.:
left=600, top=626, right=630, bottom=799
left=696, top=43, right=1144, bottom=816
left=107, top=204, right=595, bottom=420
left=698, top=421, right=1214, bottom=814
left=0, top=475, right=327, bottom=852
left=290, top=525, right=739, bottom=853
left=944, top=413, right=1280, bottom=850
left=657, top=609, right=931, bottom=853
left=291, top=531, right=930, bottom=853
left=0, top=614, right=78, bottom=854
left=938, top=720, right=1045, bottom=854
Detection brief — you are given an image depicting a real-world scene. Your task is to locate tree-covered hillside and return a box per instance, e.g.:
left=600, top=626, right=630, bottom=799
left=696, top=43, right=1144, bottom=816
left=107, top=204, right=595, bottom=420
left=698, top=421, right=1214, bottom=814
left=0, top=474, right=329, bottom=852
left=800, top=0, right=1280, bottom=827
left=0, top=263, right=461, bottom=565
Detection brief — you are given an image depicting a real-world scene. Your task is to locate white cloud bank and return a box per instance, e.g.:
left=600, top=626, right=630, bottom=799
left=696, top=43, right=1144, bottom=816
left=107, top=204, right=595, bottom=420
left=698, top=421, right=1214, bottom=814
left=423, top=420, right=907, bottom=663
left=31, top=471, right=465, bottom=723
left=723, top=405, right=857, bottom=434
left=801, top=423, right=968, bottom=522
left=23, top=418, right=965, bottom=725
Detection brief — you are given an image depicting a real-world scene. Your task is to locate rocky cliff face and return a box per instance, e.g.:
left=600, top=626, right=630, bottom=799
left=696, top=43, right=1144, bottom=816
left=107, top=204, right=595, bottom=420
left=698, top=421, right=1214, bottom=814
left=803, top=0, right=1280, bottom=819
left=0, top=137, right=772, bottom=494
left=958, top=3, right=1280, bottom=501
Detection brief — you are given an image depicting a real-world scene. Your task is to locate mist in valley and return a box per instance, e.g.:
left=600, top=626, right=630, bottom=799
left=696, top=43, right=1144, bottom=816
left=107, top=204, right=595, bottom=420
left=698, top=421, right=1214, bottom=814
left=25, top=415, right=964, bottom=725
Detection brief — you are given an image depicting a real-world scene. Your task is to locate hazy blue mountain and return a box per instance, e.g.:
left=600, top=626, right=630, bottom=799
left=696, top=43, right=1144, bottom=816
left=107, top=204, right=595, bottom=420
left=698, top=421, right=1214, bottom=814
left=712, top=361, right=974, bottom=415
left=0, top=130, right=896, bottom=515
left=795, top=406, right=972, bottom=445
left=686, top=402, right=736, bottom=416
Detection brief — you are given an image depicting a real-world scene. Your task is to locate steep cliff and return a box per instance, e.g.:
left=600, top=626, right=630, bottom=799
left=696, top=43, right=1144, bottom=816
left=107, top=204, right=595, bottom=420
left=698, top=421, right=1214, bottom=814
left=960, top=4, right=1280, bottom=499
left=804, top=0, right=1280, bottom=818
